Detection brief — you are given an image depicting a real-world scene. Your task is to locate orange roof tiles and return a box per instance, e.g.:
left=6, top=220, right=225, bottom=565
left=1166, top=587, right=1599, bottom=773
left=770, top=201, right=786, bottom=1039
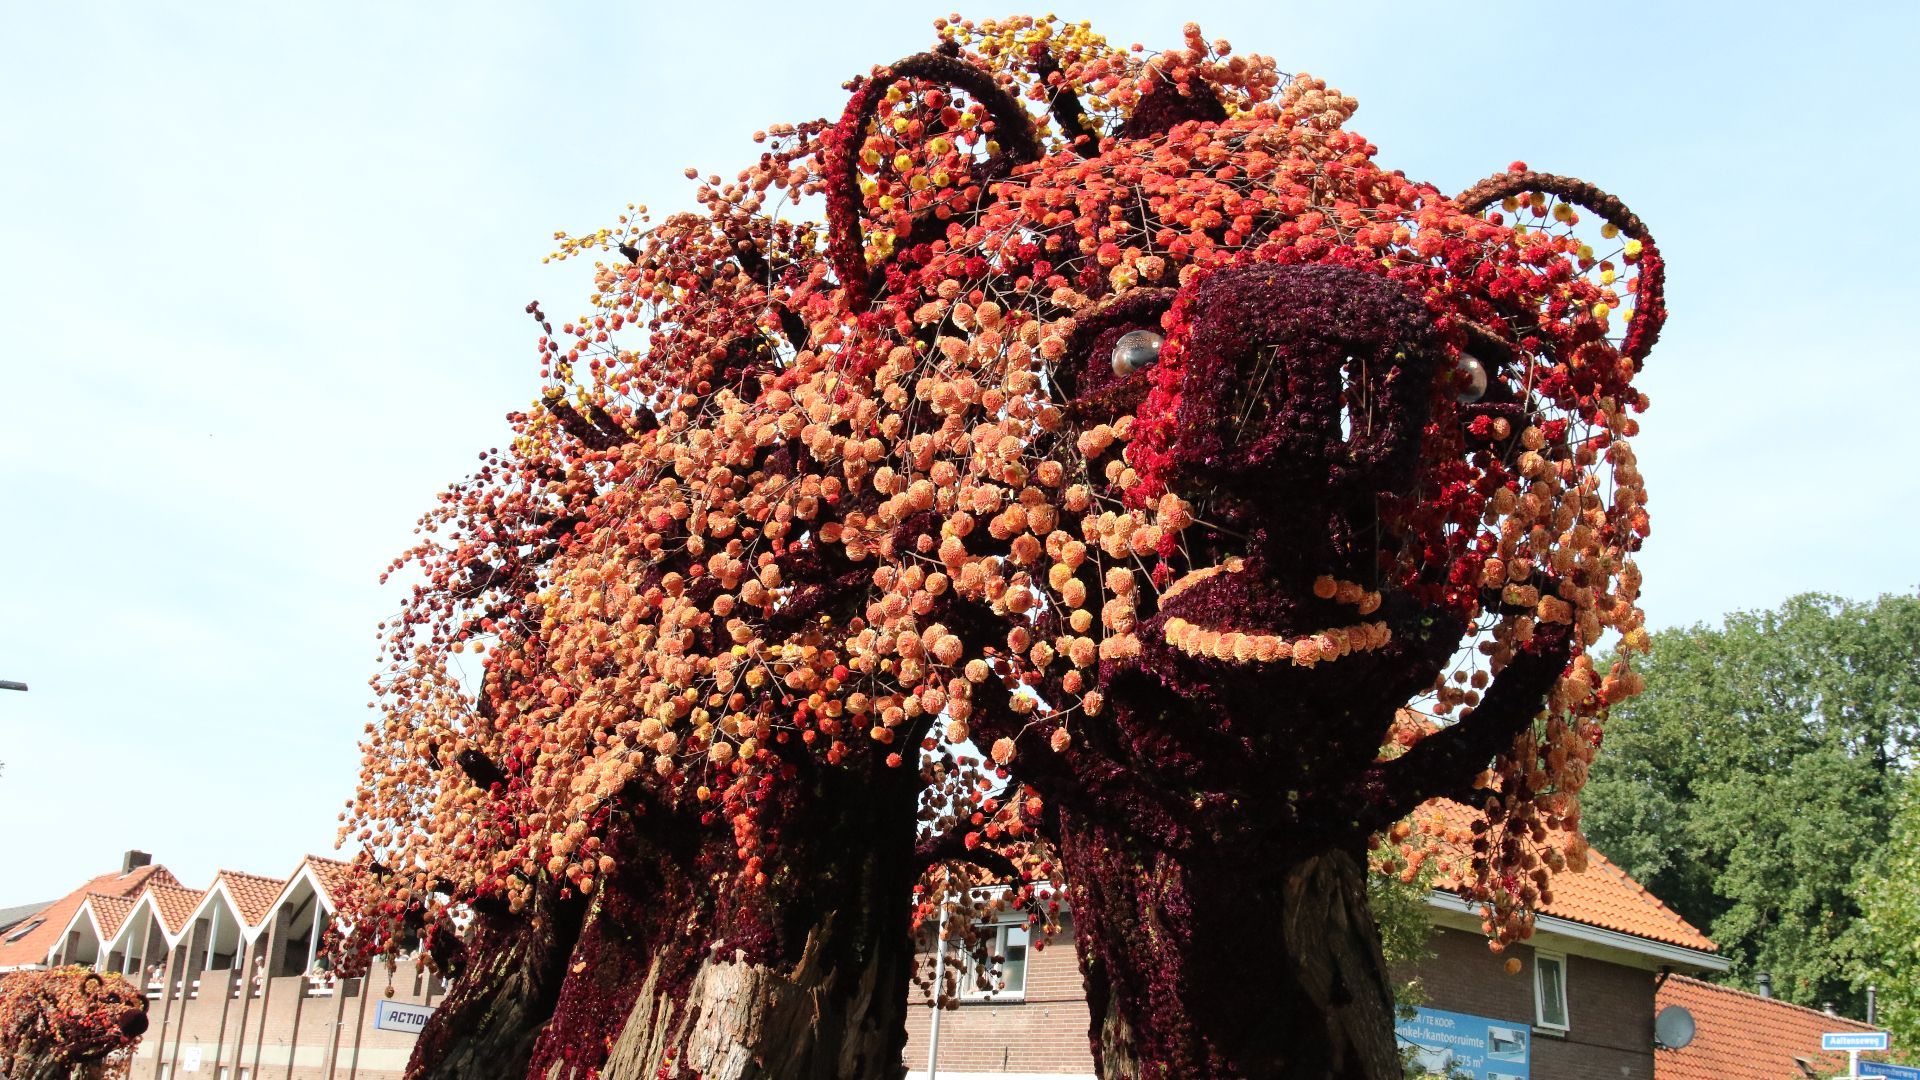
left=1656, top=974, right=1876, bottom=1080
left=1414, top=799, right=1717, bottom=953
left=84, top=894, right=138, bottom=940
left=301, top=856, right=354, bottom=908
left=212, top=870, right=285, bottom=927
left=258, top=856, right=355, bottom=924
left=145, top=884, right=206, bottom=937
left=0, top=863, right=174, bottom=970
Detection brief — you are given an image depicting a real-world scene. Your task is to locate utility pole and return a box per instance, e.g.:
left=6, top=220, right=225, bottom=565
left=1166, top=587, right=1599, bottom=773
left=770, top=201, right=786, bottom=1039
left=926, top=869, right=951, bottom=1080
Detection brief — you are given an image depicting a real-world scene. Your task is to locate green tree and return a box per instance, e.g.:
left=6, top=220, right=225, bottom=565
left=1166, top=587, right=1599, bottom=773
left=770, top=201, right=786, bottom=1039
left=1857, top=780, right=1920, bottom=1054
left=1581, top=592, right=1920, bottom=1014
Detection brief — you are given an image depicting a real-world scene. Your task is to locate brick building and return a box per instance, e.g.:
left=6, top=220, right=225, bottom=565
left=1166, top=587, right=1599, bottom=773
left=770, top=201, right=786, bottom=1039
left=905, top=800, right=1727, bottom=1080
left=1, top=851, right=444, bottom=1080
left=4, top=820, right=1754, bottom=1080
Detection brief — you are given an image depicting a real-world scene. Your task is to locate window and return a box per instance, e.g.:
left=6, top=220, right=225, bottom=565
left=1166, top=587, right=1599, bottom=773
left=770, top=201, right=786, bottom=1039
left=5, top=919, right=42, bottom=943
left=960, top=920, right=1030, bottom=1001
left=1533, top=951, right=1569, bottom=1032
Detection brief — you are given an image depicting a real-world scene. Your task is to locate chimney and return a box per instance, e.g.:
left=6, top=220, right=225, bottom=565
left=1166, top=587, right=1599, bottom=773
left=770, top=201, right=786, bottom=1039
left=1757, top=972, right=1773, bottom=999
left=122, top=850, right=151, bottom=874
left=1824, top=1003, right=1837, bottom=1016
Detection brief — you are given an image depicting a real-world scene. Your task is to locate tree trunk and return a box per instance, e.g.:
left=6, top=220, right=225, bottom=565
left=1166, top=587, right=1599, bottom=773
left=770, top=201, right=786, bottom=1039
left=1058, top=808, right=1401, bottom=1080
left=592, top=901, right=909, bottom=1080
left=429, top=754, right=919, bottom=1080
left=406, top=891, right=588, bottom=1080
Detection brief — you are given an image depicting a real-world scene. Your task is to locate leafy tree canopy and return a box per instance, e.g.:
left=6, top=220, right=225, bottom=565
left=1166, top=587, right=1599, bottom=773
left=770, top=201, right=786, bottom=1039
left=1581, top=592, right=1920, bottom=1014
left=1857, top=778, right=1920, bottom=1054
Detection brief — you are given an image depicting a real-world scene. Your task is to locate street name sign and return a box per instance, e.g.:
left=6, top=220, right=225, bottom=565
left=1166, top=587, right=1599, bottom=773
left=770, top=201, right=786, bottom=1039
left=1826, top=1032, right=1892, bottom=1052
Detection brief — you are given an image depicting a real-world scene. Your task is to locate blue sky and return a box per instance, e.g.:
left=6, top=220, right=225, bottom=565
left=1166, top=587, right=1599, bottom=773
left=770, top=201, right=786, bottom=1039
left=3, top=1, right=1916, bottom=902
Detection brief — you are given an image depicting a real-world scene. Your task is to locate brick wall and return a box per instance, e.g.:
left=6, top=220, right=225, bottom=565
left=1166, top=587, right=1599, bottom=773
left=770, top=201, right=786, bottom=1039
left=124, top=959, right=443, bottom=1079
left=899, top=915, right=1660, bottom=1078
left=1404, top=927, right=1656, bottom=1080
left=902, top=914, right=1096, bottom=1079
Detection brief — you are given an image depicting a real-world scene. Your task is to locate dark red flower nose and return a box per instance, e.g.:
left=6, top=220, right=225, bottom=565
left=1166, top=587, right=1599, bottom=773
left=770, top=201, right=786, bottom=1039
left=118, top=1006, right=149, bottom=1037
left=1135, top=262, right=1439, bottom=525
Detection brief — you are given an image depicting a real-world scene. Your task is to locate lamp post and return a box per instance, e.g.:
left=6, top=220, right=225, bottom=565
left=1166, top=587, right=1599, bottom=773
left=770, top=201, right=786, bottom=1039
left=0, top=680, right=26, bottom=692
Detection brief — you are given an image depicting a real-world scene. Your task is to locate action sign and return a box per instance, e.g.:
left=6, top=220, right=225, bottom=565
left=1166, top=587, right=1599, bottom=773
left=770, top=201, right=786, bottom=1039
left=1861, top=1062, right=1920, bottom=1080
left=1825, top=1031, right=1891, bottom=1052
left=373, top=999, right=436, bottom=1034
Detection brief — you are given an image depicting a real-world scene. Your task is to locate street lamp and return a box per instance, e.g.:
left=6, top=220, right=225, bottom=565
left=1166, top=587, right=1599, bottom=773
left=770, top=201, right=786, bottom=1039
left=0, top=680, right=27, bottom=692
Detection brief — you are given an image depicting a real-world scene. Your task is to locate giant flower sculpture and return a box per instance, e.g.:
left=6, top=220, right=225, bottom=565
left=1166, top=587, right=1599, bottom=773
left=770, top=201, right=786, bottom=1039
left=0, top=968, right=149, bottom=1080
left=342, top=17, right=1665, bottom=1080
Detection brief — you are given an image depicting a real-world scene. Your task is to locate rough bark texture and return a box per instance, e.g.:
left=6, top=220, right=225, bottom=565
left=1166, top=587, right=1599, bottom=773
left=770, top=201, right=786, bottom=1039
left=405, top=890, right=587, bottom=1080
left=597, top=906, right=908, bottom=1080
left=575, top=760, right=919, bottom=1080
left=1060, top=813, right=1400, bottom=1080
left=408, top=753, right=919, bottom=1080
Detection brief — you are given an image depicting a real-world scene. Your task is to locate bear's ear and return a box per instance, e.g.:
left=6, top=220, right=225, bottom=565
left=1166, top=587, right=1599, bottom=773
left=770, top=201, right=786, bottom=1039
left=1455, top=170, right=1667, bottom=370
left=824, top=51, right=1042, bottom=308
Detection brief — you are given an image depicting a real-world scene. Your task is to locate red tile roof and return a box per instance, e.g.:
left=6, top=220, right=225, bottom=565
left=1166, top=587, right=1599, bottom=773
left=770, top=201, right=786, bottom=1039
left=1413, top=800, right=1717, bottom=953
left=83, top=894, right=139, bottom=941
left=1656, top=974, right=1876, bottom=1080
left=260, top=856, right=356, bottom=924
left=146, top=885, right=206, bottom=937
left=0, top=864, right=174, bottom=970
left=304, top=857, right=354, bottom=908
left=211, top=870, right=285, bottom=928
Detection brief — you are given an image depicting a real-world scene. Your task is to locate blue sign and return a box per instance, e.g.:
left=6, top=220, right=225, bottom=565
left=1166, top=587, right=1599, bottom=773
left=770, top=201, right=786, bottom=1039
left=1862, top=1062, right=1920, bottom=1080
left=1395, top=1006, right=1529, bottom=1079
left=1826, top=1031, right=1892, bottom=1052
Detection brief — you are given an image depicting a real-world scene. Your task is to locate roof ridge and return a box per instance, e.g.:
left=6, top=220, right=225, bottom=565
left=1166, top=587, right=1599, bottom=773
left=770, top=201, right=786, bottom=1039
left=217, top=868, right=285, bottom=881
left=1667, top=974, right=1871, bottom=1026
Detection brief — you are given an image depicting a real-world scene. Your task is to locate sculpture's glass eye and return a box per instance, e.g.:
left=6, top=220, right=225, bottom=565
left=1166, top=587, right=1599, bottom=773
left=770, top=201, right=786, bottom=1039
left=1454, top=353, right=1488, bottom=403
left=1112, top=329, right=1163, bottom=376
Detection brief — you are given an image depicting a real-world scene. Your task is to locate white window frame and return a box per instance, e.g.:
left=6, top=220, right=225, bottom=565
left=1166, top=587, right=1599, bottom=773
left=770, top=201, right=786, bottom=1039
left=958, top=919, right=1030, bottom=1002
left=1533, top=949, right=1570, bottom=1033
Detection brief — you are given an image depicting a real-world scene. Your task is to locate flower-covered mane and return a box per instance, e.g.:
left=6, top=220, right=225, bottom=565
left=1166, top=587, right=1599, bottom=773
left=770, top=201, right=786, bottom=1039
left=343, top=17, right=1664, bottom=1078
